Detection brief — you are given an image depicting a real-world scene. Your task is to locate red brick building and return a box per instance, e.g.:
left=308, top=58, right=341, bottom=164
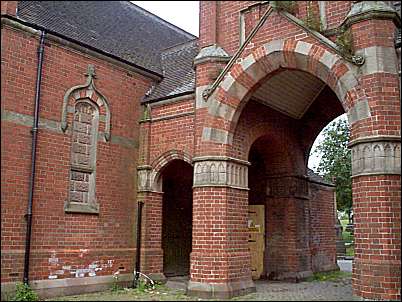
left=1, top=1, right=401, bottom=300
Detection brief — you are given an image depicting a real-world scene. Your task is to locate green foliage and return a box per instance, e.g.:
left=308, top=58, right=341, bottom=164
left=313, top=118, right=352, bottom=222
left=336, top=29, right=354, bottom=56
left=346, top=244, right=355, bottom=257
left=134, top=279, right=154, bottom=293
left=11, top=283, right=39, bottom=301
left=110, top=282, right=123, bottom=293
left=306, top=271, right=351, bottom=282
left=271, top=1, right=297, bottom=14
left=110, top=272, right=123, bottom=292
left=303, top=1, right=322, bottom=32
left=342, top=230, right=353, bottom=243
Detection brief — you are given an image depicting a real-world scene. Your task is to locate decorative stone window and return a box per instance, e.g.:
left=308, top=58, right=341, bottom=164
left=66, top=100, right=100, bottom=213
left=62, top=65, right=111, bottom=214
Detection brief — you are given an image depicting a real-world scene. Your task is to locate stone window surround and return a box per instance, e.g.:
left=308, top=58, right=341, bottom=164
left=61, top=65, right=111, bottom=214
left=65, top=99, right=100, bottom=214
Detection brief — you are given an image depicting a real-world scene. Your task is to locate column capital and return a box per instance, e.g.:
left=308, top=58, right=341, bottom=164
left=137, top=166, right=162, bottom=193
left=349, top=136, right=401, bottom=177
left=193, top=157, right=250, bottom=189
left=342, top=1, right=401, bottom=29
left=193, top=44, right=231, bottom=66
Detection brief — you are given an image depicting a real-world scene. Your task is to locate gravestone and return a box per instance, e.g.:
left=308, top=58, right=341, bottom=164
left=335, top=218, right=346, bottom=258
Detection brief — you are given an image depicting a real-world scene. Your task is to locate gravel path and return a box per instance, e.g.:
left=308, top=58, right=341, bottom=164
left=238, top=277, right=353, bottom=301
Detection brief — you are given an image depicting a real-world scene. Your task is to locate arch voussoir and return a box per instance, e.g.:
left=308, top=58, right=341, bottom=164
left=241, top=54, right=266, bottom=83
left=214, top=39, right=365, bottom=132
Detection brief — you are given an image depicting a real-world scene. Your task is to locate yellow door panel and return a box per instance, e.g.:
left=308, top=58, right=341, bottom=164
left=248, top=205, right=265, bottom=280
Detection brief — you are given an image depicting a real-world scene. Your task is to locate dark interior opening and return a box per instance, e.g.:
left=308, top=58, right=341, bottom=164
left=161, top=160, right=193, bottom=277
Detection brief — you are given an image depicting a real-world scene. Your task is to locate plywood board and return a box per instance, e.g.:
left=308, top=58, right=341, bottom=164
left=248, top=205, right=265, bottom=280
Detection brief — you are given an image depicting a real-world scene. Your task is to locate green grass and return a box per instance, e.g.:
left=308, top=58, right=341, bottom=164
left=305, top=270, right=352, bottom=282
left=49, top=283, right=218, bottom=301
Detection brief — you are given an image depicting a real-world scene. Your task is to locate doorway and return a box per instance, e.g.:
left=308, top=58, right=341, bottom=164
left=161, top=160, right=193, bottom=277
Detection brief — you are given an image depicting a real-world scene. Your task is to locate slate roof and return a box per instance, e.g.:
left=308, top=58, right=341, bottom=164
left=307, top=169, right=335, bottom=186
left=143, top=39, right=199, bottom=102
left=16, top=1, right=196, bottom=75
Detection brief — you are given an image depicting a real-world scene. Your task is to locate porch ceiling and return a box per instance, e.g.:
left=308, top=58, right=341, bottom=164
left=252, top=70, right=326, bottom=119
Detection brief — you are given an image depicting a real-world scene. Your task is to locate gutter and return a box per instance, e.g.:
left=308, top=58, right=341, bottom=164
left=142, top=91, right=195, bottom=105
left=23, top=30, right=46, bottom=285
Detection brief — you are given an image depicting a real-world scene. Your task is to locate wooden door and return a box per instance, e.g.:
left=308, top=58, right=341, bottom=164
left=248, top=205, right=265, bottom=280
left=162, top=178, right=192, bottom=277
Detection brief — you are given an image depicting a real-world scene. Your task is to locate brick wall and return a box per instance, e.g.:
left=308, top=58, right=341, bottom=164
left=215, top=1, right=353, bottom=56
left=148, top=98, right=195, bottom=165
left=244, top=98, right=338, bottom=280
left=1, top=23, right=153, bottom=283
left=2, top=1, right=400, bottom=300
left=309, top=183, right=337, bottom=273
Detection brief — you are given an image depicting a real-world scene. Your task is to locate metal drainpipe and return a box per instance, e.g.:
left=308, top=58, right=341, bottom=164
left=23, top=30, right=46, bottom=285
left=133, top=201, right=144, bottom=288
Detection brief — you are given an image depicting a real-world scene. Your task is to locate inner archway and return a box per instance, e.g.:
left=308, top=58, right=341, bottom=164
left=248, top=134, right=308, bottom=281
left=161, top=159, right=193, bottom=277
left=236, top=68, right=346, bottom=282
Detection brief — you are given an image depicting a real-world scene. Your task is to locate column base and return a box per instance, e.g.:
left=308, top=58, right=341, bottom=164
left=353, top=258, right=401, bottom=301
left=186, top=279, right=256, bottom=299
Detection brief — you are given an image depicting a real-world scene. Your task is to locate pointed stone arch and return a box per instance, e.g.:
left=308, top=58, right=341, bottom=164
left=61, top=64, right=111, bottom=141
left=201, top=39, right=369, bottom=145
left=150, top=150, right=193, bottom=192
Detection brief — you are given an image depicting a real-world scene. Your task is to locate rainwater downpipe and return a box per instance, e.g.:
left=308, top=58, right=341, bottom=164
left=23, top=30, right=46, bottom=285
left=133, top=201, right=144, bottom=288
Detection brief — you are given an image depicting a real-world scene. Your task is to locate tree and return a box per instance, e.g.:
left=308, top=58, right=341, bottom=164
left=313, top=117, right=352, bottom=223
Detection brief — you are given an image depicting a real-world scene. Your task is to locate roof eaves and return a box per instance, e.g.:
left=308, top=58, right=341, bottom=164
left=3, top=14, right=163, bottom=79
left=142, top=90, right=194, bottom=104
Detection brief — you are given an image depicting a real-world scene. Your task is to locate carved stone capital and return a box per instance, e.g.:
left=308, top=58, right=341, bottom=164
left=137, top=165, right=156, bottom=192
left=193, top=44, right=231, bottom=66
left=343, top=1, right=401, bottom=28
left=351, top=139, right=401, bottom=177
left=193, top=157, right=250, bottom=189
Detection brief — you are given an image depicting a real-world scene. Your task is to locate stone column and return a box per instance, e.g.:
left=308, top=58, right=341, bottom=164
left=345, top=2, right=401, bottom=300
left=137, top=111, right=165, bottom=282
left=136, top=166, right=165, bottom=282
left=187, top=157, right=256, bottom=298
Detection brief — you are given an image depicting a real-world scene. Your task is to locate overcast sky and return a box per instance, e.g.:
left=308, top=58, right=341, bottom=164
left=131, top=1, right=200, bottom=36
left=131, top=1, right=346, bottom=173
